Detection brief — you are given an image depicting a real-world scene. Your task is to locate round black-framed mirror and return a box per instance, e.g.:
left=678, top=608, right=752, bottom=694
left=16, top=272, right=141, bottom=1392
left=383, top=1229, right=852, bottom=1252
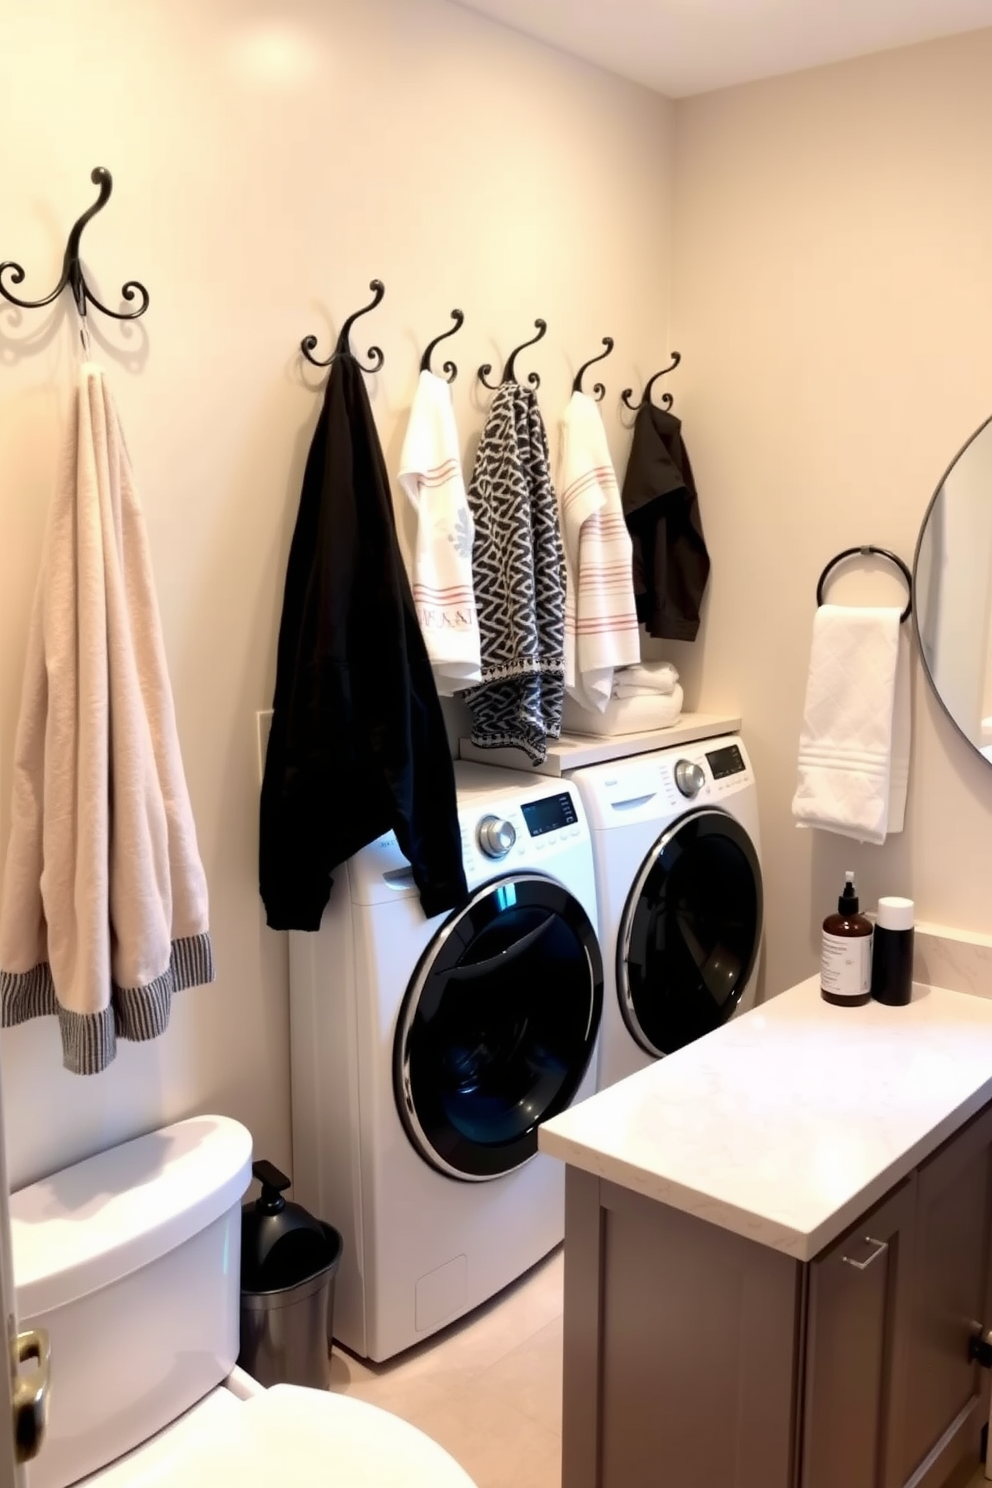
left=913, top=413, right=992, bottom=764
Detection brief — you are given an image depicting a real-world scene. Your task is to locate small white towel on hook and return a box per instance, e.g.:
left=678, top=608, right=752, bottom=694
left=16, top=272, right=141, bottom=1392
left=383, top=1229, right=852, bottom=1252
left=398, top=370, right=481, bottom=694
left=556, top=391, right=640, bottom=711
left=792, top=605, right=910, bottom=844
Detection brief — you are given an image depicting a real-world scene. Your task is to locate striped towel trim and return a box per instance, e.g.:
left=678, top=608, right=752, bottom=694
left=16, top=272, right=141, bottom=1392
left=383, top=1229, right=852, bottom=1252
left=0, top=932, right=214, bottom=1076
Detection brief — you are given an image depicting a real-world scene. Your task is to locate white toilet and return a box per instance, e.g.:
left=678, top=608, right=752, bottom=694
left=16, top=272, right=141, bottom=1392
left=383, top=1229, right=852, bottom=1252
left=11, top=1115, right=477, bottom=1488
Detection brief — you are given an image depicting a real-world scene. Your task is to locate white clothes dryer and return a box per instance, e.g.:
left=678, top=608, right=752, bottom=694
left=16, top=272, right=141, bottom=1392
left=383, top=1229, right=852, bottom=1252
left=569, top=733, right=763, bottom=1091
left=288, top=764, right=603, bottom=1361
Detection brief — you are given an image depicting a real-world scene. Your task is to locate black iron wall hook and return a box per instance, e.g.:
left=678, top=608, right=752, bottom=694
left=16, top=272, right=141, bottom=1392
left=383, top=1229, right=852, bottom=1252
left=0, top=167, right=149, bottom=323
left=816, top=546, right=913, bottom=623
left=421, top=309, right=464, bottom=382
left=301, top=279, right=385, bottom=373
left=621, top=351, right=682, bottom=412
left=479, top=319, right=547, bottom=391
left=573, top=337, right=614, bottom=401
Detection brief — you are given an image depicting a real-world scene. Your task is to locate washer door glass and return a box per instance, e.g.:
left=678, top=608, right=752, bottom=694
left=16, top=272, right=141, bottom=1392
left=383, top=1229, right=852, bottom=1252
left=394, top=874, right=603, bottom=1181
left=619, top=808, right=762, bottom=1058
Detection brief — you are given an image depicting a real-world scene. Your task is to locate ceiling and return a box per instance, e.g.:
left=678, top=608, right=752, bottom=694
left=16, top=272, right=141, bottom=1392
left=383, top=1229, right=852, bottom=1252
left=453, top=0, right=992, bottom=97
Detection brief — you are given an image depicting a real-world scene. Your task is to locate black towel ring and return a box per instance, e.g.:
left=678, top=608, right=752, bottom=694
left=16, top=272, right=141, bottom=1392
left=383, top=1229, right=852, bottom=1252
left=816, top=546, right=913, bottom=623
left=301, top=279, right=385, bottom=373
left=420, top=309, right=464, bottom=382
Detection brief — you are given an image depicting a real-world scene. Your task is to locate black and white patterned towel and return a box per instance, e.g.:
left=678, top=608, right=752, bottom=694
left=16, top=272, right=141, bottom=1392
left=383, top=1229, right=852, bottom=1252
left=463, top=380, right=565, bottom=764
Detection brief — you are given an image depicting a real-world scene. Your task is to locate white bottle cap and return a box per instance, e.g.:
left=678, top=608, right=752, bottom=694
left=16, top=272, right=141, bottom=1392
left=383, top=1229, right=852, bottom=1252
left=877, top=896, right=914, bottom=931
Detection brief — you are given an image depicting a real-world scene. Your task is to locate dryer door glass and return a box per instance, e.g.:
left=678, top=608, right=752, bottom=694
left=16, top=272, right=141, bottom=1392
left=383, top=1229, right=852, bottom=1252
left=619, top=808, right=762, bottom=1058
left=394, top=875, right=604, bottom=1181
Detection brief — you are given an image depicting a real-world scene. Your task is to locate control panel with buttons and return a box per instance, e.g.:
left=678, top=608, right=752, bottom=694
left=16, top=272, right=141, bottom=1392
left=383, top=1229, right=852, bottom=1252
left=457, top=788, right=587, bottom=879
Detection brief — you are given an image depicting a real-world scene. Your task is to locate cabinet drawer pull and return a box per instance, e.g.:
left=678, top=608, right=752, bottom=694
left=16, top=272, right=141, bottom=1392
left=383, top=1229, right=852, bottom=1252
left=842, top=1236, right=888, bottom=1271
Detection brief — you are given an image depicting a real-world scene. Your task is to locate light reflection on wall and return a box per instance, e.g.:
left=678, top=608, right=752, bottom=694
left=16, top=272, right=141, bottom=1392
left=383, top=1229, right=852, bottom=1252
left=226, top=22, right=326, bottom=88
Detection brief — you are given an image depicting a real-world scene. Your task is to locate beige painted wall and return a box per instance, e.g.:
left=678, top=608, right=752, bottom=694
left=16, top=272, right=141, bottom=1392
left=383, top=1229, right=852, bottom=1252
left=669, top=28, right=992, bottom=999
left=0, top=0, right=674, bottom=1187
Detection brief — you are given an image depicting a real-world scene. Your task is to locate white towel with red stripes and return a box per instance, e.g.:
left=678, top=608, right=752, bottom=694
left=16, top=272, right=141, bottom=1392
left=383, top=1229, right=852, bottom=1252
left=557, top=391, right=640, bottom=711
left=398, top=370, right=481, bottom=694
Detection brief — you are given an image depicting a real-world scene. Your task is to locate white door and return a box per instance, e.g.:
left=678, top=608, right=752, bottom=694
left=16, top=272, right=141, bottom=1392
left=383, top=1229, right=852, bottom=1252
left=0, top=1060, right=48, bottom=1488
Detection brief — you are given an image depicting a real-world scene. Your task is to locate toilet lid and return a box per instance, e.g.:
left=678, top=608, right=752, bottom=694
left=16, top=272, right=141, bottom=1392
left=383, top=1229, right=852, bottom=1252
left=83, top=1383, right=478, bottom=1487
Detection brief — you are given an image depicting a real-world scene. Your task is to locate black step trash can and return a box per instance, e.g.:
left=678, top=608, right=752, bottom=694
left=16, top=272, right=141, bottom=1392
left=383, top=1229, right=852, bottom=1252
left=238, top=1159, right=343, bottom=1390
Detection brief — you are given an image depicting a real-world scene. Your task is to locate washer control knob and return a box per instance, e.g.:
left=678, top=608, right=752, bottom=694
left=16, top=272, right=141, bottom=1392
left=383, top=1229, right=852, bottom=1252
left=674, top=760, right=706, bottom=798
left=477, top=815, right=517, bottom=859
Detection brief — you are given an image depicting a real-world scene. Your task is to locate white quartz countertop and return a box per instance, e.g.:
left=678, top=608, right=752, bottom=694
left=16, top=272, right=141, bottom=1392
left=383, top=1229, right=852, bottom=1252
left=539, top=978, right=992, bottom=1260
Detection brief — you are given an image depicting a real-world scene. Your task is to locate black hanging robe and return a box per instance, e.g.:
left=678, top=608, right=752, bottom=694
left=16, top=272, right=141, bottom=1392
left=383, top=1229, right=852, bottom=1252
left=621, top=404, right=710, bottom=641
left=260, top=354, right=468, bottom=930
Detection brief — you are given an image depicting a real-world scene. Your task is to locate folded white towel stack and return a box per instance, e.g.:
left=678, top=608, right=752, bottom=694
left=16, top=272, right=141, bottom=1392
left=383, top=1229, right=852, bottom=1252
left=612, top=661, right=679, bottom=699
left=792, top=605, right=910, bottom=844
left=563, top=683, right=684, bottom=738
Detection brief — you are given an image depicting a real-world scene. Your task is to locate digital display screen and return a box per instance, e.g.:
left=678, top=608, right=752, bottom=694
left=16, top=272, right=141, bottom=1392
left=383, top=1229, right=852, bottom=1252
left=705, top=744, right=746, bottom=780
left=520, top=793, right=578, bottom=837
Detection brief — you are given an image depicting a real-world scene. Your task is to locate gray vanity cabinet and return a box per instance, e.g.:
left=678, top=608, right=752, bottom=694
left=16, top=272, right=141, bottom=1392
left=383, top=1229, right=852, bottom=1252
left=899, top=1103, right=992, bottom=1487
left=561, top=1104, right=992, bottom=1488
left=801, top=1181, right=915, bottom=1488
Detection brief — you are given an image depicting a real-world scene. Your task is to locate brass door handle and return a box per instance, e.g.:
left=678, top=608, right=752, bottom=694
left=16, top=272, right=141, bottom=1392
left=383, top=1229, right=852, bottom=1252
left=12, top=1327, right=50, bottom=1464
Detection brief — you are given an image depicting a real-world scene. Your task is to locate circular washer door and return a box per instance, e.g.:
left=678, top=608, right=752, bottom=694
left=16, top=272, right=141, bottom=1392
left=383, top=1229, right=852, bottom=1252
left=618, top=808, right=762, bottom=1058
left=394, top=873, right=603, bottom=1182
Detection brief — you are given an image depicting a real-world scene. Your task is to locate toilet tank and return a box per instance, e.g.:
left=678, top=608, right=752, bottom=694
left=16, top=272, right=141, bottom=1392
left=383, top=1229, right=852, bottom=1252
left=11, top=1116, right=253, bottom=1488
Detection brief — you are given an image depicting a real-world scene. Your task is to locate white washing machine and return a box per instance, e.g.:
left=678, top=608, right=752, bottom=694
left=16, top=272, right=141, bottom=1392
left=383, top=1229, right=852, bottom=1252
left=569, top=733, right=763, bottom=1091
left=288, top=764, right=603, bottom=1362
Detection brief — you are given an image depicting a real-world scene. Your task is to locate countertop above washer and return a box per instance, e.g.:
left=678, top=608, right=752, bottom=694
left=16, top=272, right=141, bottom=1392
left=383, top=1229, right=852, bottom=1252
left=539, top=977, right=992, bottom=1260
left=458, top=711, right=742, bottom=776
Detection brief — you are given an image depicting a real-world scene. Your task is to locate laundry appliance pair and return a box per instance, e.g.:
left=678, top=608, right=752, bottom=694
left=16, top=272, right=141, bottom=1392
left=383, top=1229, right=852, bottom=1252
left=288, top=737, right=763, bottom=1362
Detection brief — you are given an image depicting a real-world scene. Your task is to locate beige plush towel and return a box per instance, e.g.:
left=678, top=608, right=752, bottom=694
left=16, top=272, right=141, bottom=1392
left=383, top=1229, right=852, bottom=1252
left=0, top=363, right=213, bottom=1074
left=557, top=392, right=640, bottom=712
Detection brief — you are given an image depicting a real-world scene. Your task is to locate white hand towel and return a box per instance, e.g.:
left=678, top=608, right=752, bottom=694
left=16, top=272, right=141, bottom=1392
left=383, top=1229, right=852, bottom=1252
left=611, top=661, right=679, bottom=698
left=0, top=363, right=214, bottom=1075
left=398, top=370, right=481, bottom=694
left=792, top=605, right=910, bottom=844
left=557, top=391, right=640, bottom=712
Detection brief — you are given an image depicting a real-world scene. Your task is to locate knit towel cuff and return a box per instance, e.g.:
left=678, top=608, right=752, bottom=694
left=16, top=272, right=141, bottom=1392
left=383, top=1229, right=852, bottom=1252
left=0, top=932, right=215, bottom=1076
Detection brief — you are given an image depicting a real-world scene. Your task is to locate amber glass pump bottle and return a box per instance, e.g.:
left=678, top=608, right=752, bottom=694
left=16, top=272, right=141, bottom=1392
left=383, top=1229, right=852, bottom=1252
left=820, top=870, right=873, bottom=1007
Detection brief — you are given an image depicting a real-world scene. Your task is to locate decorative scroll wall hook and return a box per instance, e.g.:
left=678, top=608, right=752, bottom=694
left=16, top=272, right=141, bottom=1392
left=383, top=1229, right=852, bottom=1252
left=572, top=336, right=614, bottom=401
left=301, top=279, right=386, bottom=373
left=479, top=318, right=547, bottom=391
left=621, top=350, right=682, bottom=412
left=0, top=167, right=150, bottom=325
left=420, top=309, right=465, bottom=381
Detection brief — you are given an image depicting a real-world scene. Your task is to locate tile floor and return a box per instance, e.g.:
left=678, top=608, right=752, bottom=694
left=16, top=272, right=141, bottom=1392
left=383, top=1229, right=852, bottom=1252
left=329, top=1246, right=564, bottom=1488
left=329, top=1244, right=990, bottom=1488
